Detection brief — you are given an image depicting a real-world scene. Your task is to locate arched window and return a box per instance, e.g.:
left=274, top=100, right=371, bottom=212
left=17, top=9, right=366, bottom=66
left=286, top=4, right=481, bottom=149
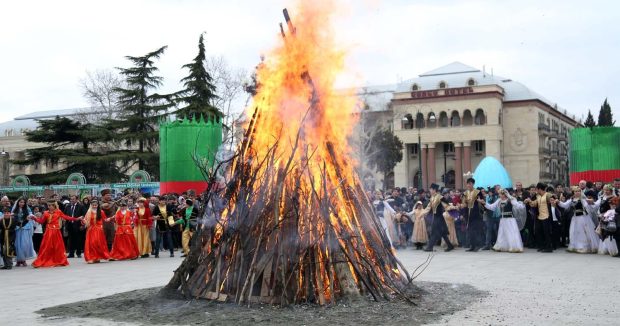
left=450, top=111, right=461, bottom=127
left=438, top=111, right=449, bottom=127
left=427, top=112, right=437, bottom=128
left=415, top=112, right=425, bottom=128
left=439, top=81, right=447, bottom=89
left=412, top=83, right=419, bottom=91
left=467, top=78, right=476, bottom=86
left=474, top=109, right=486, bottom=125
left=401, top=114, right=414, bottom=129
left=462, top=110, right=473, bottom=126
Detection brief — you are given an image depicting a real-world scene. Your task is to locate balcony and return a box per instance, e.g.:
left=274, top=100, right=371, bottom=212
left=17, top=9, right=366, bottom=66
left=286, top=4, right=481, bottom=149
left=538, top=123, right=550, bottom=135
left=538, top=148, right=551, bottom=156
left=539, top=172, right=552, bottom=179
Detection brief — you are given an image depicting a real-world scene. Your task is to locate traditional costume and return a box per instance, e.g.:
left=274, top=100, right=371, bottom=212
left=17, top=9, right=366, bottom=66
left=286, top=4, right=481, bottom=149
left=442, top=207, right=460, bottom=248
left=175, top=200, right=199, bottom=256
left=461, top=178, right=485, bottom=251
left=152, top=201, right=175, bottom=258
left=558, top=192, right=600, bottom=254
left=99, top=189, right=117, bottom=251
left=83, top=204, right=110, bottom=263
left=13, top=202, right=36, bottom=266
left=109, top=203, right=140, bottom=261
left=424, top=184, right=454, bottom=252
left=0, top=212, right=16, bottom=269
left=134, top=198, right=153, bottom=258
left=485, top=192, right=525, bottom=253
left=527, top=184, right=554, bottom=252
left=32, top=206, right=81, bottom=268
left=409, top=202, right=428, bottom=249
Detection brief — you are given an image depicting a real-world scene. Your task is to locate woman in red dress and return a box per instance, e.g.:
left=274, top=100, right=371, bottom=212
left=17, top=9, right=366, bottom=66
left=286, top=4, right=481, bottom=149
left=83, top=200, right=110, bottom=264
left=108, top=201, right=139, bottom=260
left=31, top=201, right=83, bottom=268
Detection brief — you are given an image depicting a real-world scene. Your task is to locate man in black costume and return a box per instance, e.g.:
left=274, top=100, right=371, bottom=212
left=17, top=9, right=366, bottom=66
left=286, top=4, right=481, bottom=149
left=460, top=178, right=485, bottom=252
left=424, top=184, right=454, bottom=252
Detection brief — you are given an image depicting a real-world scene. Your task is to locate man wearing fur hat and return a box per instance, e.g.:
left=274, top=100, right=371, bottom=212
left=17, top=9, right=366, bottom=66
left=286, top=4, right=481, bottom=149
left=100, top=189, right=117, bottom=250
left=424, top=184, right=455, bottom=252
left=460, top=178, right=485, bottom=251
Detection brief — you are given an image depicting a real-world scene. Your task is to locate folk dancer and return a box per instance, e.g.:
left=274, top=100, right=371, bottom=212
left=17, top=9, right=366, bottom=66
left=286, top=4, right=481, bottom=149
left=152, top=196, right=175, bottom=258
left=1, top=209, right=16, bottom=269
left=83, top=200, right=110, bottom=264
left=134, top=197, right=153, bottom=258
left=31, top=202, right=83, bottom=268
left=424, top=184, right=455, bottom=252
left=13, top=198, right=36, bottom=267
left=100, top=189, right=117, bottom=251
left=460, top=178, right=485, bottom=252
left=108, top=201, right=140, bottom=261
left=482, top=189, right=526, bottom=252
left=175, top=199, right=199, bottom=257
left=525, top=183, right=554, bottom=253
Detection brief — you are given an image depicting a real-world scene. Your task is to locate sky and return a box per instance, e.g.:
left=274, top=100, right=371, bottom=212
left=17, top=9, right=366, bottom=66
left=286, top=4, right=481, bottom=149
left=1, top=0, right=619, bottom=124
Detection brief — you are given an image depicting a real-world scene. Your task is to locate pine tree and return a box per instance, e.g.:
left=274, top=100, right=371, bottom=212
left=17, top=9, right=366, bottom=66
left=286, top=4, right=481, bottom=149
left=174, top=34, right=221, bottom=120
left=584, top=110, right=596, bottom=128
left=11, top=117, right=124, bottom=184
left=597, top=98, right=615, bottom=126
left=104, top=46, right=173, bottom=178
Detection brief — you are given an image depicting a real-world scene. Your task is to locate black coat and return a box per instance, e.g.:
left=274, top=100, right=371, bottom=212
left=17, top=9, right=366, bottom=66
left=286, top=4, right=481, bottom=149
left=63, top=203, right=86, bottom=232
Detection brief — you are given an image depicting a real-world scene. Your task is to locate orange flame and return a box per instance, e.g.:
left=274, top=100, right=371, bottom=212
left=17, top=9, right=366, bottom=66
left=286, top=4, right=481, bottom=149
left=245, top=0, right=358, bottom=178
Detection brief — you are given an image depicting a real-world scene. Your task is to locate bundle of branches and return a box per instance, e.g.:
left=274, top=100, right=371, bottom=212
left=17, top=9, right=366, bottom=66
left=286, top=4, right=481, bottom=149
left=164, top=103, right=415, bottom=306
left=163, top=7, right=416, bottom=307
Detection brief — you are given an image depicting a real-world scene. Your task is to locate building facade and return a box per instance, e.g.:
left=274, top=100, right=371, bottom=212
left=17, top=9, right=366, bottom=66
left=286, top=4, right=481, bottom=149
left=390, top=62, right=579, bottom=189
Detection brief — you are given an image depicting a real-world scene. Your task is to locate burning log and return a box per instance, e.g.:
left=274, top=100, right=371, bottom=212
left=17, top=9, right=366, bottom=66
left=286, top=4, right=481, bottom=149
left=163, top=5, right=415, bottom=306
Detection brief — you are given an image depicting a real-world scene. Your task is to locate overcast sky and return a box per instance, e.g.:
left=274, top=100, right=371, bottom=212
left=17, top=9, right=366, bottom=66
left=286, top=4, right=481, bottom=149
left=1, top=0, right=618, bottom=124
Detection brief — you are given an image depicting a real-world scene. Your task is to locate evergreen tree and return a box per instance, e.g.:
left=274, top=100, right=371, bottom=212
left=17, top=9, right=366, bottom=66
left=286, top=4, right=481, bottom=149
left=105, top=46, right=173, bottom=178
left=584, top=110, right=596, bottom=128
left=11, top=117, right=124, bottom=184
left=174, top=34, right=221, bottom=120
left=597, top=98, right=615, bottom=126
left=365, top=128, right=403, bottom=186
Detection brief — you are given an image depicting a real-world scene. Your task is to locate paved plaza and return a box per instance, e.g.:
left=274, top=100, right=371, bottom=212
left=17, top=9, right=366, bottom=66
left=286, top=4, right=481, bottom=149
left=2, top=249, right=619, bottom=325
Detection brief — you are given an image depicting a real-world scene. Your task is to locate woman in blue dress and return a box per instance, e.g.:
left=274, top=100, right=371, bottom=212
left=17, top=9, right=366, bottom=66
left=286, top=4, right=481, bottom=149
left=13, top=197, right=35, bottom=267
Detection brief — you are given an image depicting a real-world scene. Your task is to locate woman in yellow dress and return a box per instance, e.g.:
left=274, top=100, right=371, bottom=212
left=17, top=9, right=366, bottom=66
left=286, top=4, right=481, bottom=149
left=133, top=197, right=152, bottom=258
left=442, top=205, right=460, bottom=248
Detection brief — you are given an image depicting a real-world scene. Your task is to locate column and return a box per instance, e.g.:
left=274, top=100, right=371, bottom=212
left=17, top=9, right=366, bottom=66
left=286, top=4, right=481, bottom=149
left=427, top=143, right=436, bottom=186
left=463, top=141, right=472, bottom=176
left=454, top=142, right=463, bottom=189
left=421, top=144, right=428, bottom=189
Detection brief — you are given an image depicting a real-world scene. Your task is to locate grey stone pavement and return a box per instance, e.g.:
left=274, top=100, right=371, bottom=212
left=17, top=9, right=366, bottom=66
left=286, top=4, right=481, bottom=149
left=2, top=248, right=619, bottom=325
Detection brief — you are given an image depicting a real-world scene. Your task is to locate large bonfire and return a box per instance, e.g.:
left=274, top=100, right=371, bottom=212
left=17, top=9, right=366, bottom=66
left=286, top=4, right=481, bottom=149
left=165, top=1, right=414, bottom=305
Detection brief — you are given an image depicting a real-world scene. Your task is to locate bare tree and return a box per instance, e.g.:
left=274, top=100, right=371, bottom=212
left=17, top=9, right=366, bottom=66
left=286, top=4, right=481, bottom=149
left=77, top=69, right=124, bottom=124
left=205, top=56, right=249, bottom=150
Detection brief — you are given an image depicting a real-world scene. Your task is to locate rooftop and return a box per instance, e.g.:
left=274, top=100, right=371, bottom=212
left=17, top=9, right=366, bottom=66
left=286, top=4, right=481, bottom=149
left=0, top=107, right=100, bottom=137
left=396, top=61, right=566, bottom=112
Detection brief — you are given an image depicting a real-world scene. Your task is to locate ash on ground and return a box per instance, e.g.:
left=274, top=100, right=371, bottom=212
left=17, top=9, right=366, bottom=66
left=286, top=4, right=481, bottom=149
left=38, top=282, right=486, bottom=326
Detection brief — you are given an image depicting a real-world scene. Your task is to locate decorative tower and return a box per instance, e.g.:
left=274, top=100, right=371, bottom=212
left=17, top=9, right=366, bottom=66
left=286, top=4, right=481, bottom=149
left=570, top=127, right=620, bottom=184
left=159, top=115, right=223, bottom=194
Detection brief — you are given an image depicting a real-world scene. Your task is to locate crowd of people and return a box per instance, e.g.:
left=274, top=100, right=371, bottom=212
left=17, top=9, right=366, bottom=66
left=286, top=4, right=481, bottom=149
left=0, top=188, right=209, bottom=269
left=370, top=177, right=620, bottom=256
left=2, top=177, right=619, bottom=270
